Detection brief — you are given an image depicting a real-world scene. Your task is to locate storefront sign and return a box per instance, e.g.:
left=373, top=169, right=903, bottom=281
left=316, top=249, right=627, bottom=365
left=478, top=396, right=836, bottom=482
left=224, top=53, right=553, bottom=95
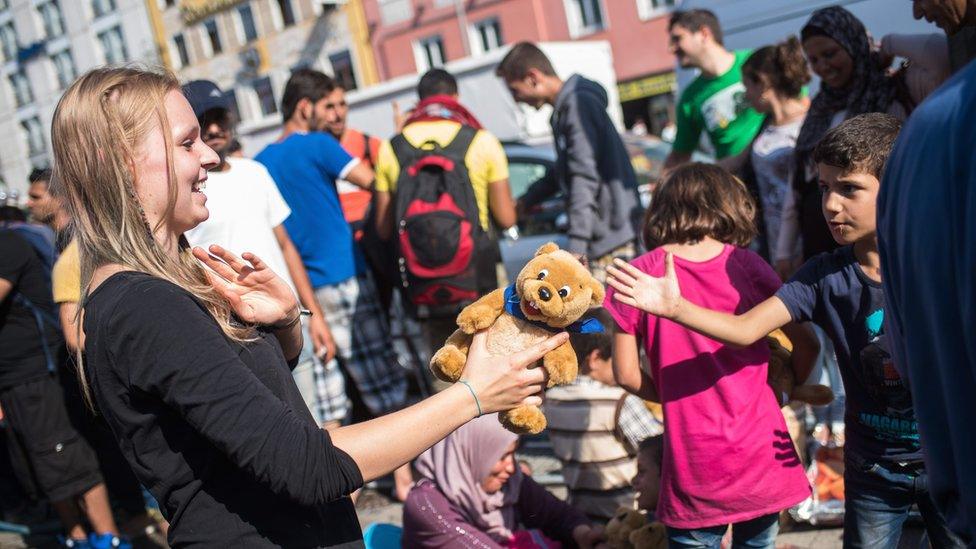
left=617, top=72, right=677, bottom=102
left=180, top=0, right=245, bottom=24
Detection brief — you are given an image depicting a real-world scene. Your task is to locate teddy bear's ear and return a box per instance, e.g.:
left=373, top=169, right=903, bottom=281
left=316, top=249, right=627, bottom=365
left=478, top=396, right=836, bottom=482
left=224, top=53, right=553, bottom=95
left=588, top=276, right=606, bottom=306
left=534, top=242, right=560, bottom=257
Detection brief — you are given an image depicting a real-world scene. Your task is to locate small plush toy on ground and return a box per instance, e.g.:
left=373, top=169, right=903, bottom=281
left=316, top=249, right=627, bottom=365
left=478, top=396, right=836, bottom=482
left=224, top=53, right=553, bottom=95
left=430, top=242, right=605, bottom=434
left=603, top=507, right=666, bottom=549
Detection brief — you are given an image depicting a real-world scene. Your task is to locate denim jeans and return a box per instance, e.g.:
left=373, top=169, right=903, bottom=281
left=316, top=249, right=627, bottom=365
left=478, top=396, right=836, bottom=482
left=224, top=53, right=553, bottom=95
left=666, top=512, right=779, bottom=549
left=844, top=450, right=965, bottom=548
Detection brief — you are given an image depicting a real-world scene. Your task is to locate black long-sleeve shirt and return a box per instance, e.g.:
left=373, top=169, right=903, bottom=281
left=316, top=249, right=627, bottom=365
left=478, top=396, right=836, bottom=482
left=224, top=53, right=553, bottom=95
left=83, top=271, right=364, bottom=548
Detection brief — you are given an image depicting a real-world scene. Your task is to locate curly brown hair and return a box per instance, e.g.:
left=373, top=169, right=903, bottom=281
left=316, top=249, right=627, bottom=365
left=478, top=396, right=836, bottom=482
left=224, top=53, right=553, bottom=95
left=642, top=163, right=757, bottom=249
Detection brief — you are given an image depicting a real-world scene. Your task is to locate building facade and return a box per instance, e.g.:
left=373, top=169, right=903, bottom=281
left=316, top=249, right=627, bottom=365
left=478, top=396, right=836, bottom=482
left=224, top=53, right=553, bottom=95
left=0, top=0, right=158, bottom=201
left=360, top=0, right=678, bottom=135
left=148, top=0, right=376, bottom=154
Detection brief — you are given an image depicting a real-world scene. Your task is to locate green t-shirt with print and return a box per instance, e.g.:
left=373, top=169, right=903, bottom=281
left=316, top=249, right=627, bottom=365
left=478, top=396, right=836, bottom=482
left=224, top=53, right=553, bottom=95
left=672, top=49, right=765, bottom=159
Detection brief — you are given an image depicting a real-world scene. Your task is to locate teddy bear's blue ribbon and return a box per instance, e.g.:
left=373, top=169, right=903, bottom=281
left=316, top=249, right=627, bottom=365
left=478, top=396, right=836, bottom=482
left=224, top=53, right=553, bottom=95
left=502, top=284, right=604, bottom=334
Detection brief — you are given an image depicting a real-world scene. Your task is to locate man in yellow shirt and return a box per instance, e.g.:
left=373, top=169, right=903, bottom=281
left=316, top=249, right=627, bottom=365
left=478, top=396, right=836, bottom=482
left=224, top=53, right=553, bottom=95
left=374, top=68, right=516, bottom=353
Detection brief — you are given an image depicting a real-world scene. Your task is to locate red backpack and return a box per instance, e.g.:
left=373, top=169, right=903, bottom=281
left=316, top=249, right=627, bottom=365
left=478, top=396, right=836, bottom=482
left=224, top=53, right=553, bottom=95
left=391, top=125, right=487, bottom=318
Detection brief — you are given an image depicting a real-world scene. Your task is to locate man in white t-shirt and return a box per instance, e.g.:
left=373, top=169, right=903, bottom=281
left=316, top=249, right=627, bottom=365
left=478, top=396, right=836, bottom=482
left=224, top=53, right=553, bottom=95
left=182, top=80, right=348, bottom=427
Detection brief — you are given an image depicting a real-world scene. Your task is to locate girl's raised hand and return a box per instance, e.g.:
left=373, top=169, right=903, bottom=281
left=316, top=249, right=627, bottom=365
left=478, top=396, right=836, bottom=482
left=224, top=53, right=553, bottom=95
left=606, top=254, right=682, bottom=318
left=192, top=244, right=299, bottom=328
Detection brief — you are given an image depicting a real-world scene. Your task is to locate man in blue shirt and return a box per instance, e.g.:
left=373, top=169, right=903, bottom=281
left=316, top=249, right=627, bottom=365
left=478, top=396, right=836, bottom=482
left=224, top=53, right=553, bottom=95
left=878, top=58, right=976, bottom=545
left=256, top=70, right=408, bottom=430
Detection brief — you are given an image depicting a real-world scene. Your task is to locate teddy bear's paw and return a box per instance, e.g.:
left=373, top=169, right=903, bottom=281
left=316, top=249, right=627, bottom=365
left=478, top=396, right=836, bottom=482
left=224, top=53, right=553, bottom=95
left=456, top=305, right=497, bottom=334
left=429, top=346, right=466, bottom=383
left=543, top=353, right=578, bottom=388
left=499, top=405, right=547, bottom=434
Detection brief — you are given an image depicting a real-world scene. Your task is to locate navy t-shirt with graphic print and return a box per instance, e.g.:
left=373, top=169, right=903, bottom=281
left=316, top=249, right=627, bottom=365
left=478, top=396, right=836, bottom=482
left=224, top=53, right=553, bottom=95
left=776, top=246, right=920, bottom=464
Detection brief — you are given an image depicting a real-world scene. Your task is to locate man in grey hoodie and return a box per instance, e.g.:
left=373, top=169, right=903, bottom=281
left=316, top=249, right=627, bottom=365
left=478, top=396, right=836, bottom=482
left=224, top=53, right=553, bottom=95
left=497, top=42, right=641, bottom=281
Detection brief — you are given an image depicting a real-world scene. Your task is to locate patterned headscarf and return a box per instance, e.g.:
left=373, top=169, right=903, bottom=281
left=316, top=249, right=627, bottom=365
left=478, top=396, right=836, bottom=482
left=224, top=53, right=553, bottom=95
left=794, top=6, right=896, bottom=157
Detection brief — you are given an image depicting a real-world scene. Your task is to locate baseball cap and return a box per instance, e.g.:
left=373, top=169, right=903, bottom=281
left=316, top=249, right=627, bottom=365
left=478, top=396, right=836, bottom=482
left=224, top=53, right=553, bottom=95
left=182, top=80, right=230, bottom=119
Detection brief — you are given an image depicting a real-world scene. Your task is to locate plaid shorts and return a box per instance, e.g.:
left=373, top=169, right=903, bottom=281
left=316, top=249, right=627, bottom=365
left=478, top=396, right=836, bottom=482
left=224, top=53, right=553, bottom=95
left=315, top=272, right=408, bottom=417
left=292, top=320, right=349, bottom=426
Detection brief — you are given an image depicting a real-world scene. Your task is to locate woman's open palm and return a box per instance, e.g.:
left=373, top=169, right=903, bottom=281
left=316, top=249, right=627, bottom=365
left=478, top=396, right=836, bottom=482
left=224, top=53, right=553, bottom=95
left=606, top=254, right=682, bottom=318
left=192, top=244, right=298, bottom=327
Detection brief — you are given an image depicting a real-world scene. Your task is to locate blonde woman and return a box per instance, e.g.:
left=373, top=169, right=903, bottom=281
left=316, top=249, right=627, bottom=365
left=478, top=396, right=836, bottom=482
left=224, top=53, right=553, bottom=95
left=51, top=67, right=564, bottom=548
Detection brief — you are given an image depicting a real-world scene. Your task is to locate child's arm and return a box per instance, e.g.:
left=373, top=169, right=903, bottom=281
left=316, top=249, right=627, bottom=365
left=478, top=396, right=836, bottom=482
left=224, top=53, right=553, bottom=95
left=780, top=322, right=819, bottom=383
left=606, top=255, right=792, bottom=348
left=612, top=330, right=660, bottom=402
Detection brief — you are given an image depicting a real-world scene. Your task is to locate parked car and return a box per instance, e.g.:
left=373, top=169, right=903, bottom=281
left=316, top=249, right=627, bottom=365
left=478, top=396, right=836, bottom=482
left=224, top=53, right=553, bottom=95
left=498, top=137, right=712, bottom=281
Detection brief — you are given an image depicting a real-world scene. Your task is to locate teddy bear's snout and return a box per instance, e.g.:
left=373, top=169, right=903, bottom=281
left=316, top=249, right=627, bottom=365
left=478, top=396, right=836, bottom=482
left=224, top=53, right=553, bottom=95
left=522, top=279, right=565, bottom=317
left=537, top=287, right=552, bottom=302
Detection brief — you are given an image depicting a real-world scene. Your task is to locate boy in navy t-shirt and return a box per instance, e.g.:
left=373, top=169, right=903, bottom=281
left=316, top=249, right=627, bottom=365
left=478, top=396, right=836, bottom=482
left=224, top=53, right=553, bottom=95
left=605, top=113, right=963, bottom=548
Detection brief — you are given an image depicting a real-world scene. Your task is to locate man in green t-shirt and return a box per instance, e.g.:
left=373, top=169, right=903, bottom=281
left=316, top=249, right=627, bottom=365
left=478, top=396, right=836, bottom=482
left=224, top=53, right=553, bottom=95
left=664, top=9, right=765, bottom=169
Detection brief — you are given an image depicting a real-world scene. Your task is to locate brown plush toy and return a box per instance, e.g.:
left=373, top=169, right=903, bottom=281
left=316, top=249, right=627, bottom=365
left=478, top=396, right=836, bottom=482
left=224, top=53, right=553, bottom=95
left=767, top=329, right=834, bottom=407
left=429, top=242, right=605, bottom=434
left=604, top=507, right=647, bottom=549
left=629, top=521, right=667, bottom=549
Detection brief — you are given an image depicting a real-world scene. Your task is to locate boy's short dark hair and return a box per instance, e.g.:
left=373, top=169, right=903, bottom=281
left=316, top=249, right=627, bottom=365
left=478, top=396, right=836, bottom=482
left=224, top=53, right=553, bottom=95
left=417, top=69, right=458, bottom=99
left=568, top=308, right=614, bottom=367
left=813, top=113, right=903, bottom=179
left=669, top=9, right=724, bottom=45
left=638, top=434, right=664, bottom=469
left=29, top=168, right=53, bottom=186
left=281, top=69, right=336, bottom=122
left=643, top=163, right=757, bottom=250
left=495, top=42, right=557, bottom=81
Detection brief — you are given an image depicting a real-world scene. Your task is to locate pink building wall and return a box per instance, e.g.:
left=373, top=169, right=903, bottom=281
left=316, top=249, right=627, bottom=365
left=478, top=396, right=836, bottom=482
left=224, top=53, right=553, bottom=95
left=362, top=0, right=675, bottom=84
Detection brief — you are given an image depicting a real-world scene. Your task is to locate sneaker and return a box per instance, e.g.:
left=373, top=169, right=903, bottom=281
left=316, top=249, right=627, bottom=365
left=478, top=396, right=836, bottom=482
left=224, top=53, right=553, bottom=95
left=88, top=533, right=133, bottom=549
left=61, top=537, right=92, bottom=548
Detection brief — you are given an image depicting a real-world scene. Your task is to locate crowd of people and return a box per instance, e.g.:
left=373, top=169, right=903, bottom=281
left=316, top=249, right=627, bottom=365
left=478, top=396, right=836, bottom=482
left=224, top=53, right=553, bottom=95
left=0, top=1, right=973, bottom=548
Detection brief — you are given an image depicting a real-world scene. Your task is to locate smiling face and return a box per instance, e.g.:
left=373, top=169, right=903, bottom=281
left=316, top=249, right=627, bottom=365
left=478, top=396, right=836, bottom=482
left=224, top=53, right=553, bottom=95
left=480, top=440, right=518, bottom=494
left=818, top=163, right=880, bottom=245
left=133, top=90, right=219, bottom=238
left=803, top=35, right=854, bottom=90
left=668, top=24, right=709, bottom=69
left=515, top=245, right=604, bottom=328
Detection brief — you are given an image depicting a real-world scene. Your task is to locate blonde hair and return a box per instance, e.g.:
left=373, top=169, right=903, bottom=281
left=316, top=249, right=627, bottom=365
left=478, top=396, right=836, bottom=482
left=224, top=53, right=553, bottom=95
left=50, top=66, right=253, bottom=399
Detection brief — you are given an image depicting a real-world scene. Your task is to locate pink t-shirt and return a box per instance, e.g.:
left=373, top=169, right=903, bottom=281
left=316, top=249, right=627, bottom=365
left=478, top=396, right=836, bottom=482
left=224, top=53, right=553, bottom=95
left=604, top=245, right=810, bottom=528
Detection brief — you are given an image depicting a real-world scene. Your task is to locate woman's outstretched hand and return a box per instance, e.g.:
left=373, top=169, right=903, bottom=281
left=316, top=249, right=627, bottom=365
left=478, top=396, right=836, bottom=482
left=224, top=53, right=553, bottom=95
left=192, top=244, right=299, bottom=328
left=606, top=254, right=682, bottom=319
left=461, top=330, right=569, bottom=414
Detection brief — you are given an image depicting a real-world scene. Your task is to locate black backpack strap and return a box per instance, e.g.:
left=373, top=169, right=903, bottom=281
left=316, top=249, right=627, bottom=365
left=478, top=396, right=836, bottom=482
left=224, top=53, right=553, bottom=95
left=362, top=132, right=373, bottom=166
left=13, top=292, right=60, bottom=374
left=440, top=125, right=478, bottom=161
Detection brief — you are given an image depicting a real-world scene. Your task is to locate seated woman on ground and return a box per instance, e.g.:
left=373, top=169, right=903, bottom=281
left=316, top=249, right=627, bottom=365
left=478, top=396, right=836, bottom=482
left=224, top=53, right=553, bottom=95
left=402, top=414, right=605, bottom=548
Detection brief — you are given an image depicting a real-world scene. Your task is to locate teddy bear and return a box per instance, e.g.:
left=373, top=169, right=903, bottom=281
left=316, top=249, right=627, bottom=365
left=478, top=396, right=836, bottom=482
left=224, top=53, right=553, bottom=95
left=767, top=329, right=834, bottom=407
left=429, top=242, right=605, bottom=434
left=628, top=521, right=667, bottom=549
left=604, top=507, right=647, bottom=549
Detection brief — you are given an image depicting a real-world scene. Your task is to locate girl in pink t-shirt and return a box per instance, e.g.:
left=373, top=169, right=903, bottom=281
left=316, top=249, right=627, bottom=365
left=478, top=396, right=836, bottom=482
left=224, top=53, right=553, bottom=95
left=603, top=163, right=815, bottom=547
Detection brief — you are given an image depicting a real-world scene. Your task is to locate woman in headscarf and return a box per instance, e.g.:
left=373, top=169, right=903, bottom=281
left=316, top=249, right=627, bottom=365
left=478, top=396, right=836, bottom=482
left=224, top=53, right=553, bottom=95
left=402, top=414, right=601, bottom=548
left=777, top=5, right=911, bottom=267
